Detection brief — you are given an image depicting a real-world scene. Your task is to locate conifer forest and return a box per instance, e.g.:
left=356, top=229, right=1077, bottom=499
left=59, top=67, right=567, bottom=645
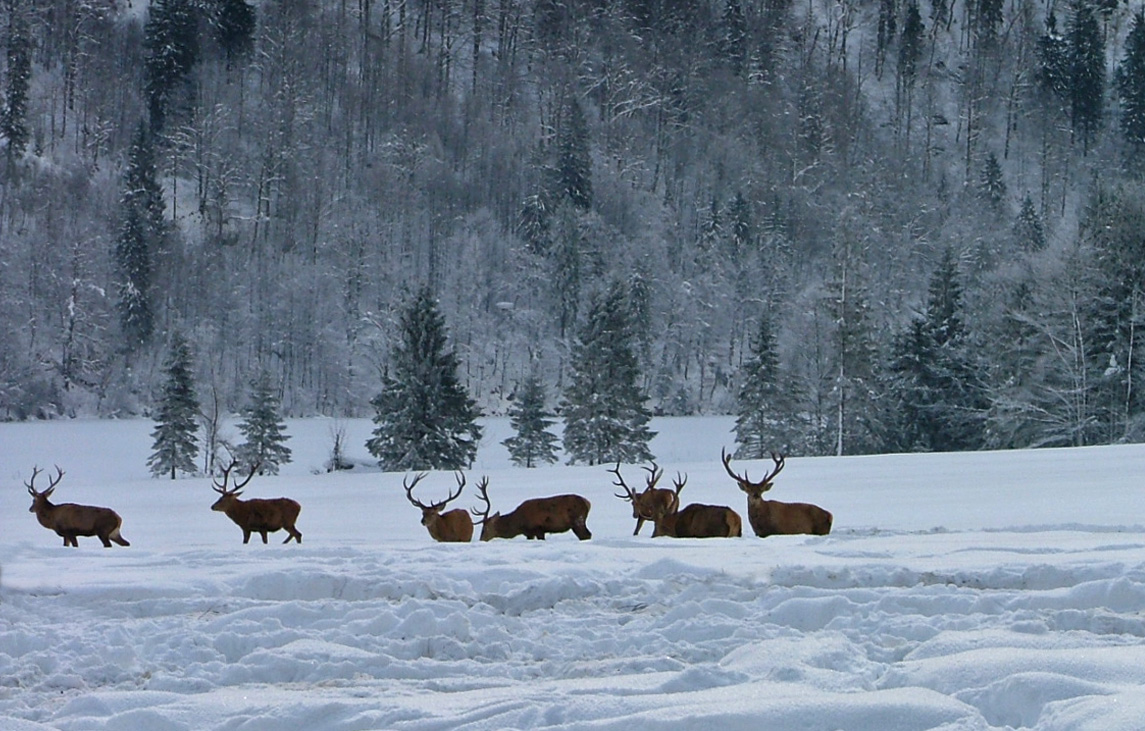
left=5, top=0, right=1145, bottom=457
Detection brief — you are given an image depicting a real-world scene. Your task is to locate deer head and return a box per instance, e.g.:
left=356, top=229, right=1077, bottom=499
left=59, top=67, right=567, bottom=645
left=404, top=471, right=473, bottom=542
left=721, top=448, right=784, bottom=499
left=211, top=459, right=260, bottom=511
left=26, top=465, right=65, bottom=510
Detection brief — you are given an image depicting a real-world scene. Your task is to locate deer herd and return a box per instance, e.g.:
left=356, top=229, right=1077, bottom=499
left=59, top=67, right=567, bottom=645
left=23, top=450, right=832, bottom=548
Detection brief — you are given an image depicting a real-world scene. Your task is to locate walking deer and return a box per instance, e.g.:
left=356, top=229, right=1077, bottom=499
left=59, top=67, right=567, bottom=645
left=610, top=461, right=684, bottom=536
left=471, top=478, right=591, bottom=541
left=403, top=471, right=474, bottom=542
left=211, top=460, right=303, bottom=544
left=25, top=466, right=130, bottom=547
left=721, top=449, right=833, bottom=537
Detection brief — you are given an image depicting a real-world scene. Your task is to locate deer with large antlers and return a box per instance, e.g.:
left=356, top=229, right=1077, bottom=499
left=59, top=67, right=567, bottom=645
left=721, top=448, right=832, bottom=537
left=211, top=460, right=302, bottom=544
left=25, top=466, right=130, bottom=547
left=471, top=478, right=591, bottom=541
left=610, top=461, right=684, bottom=536
left=404, top=471, right=474, bottom=542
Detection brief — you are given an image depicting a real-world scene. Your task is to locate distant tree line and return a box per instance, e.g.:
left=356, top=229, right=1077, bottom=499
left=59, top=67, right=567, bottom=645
left=8, top=0, right=1145, bottom=457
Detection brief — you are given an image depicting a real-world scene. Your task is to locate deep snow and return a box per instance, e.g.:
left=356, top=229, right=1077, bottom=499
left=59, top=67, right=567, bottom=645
left=2, top=416, right=1145, bottom=730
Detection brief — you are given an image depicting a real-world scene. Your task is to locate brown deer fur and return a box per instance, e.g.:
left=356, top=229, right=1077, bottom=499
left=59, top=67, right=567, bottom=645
left=722, top=449, right=832, bottom=538
left=651, top=502, right=742, bottom=538
left=610, top=462, right=683, bottom=536
left=404, top=471, right=474, bottom=542
left=26, top=466, right=129, bottom=548
left=211, top=461, right=302, bottom=544
left=473, top=480, right=591, bottom=541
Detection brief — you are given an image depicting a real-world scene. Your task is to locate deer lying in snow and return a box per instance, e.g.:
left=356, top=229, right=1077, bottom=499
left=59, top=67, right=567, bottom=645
left=721, top=449, right=833, bottom=537
left=211, top=460, right=303, bottom=544
left=26, top=465, right=130, bottom=547
left=403, top=471, right=474, bottom=542
left=471, top=478, right=592, bottom=541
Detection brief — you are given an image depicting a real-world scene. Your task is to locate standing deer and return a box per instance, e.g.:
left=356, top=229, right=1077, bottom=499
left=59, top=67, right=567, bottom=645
left=721, top=449, right=833, bottom=537
left=610, top=461, right=683, bottom=536
left=25, top=466, right=130, bottom=547
left=403, top=471, right=474, bottom=542
left=211, top=460, right=303, bottom=544
left=471, top=478, right=592, bottom=541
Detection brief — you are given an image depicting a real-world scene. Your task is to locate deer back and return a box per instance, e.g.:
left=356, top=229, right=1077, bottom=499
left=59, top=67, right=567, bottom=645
left=480, top=494, right=591, bottom=540
left=655, top=503, right=742, bottom=538
left=747, top=498, right=833, bottom=537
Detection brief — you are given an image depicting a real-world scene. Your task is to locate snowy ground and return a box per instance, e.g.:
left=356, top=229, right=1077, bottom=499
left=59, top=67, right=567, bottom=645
left=3, top=416, right=1145, bottom=730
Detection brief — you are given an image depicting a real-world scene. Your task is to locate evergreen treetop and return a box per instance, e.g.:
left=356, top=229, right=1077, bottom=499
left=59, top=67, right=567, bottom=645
left=366, top=286, right=483, bottom=471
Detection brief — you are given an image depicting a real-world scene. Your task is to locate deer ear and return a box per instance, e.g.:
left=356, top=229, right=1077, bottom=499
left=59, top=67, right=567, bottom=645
left=232, top=490, right=244, bottom=498
left=43, top=487, right=55, bottom=499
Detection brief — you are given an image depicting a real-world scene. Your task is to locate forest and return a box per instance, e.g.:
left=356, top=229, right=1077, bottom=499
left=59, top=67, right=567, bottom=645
left=3, top=0, right=1145, bottom=457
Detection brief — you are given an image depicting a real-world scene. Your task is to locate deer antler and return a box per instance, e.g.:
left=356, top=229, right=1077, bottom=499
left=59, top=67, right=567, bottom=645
left=213, top=459, right=260, bottom=495
left=469, top=476, right=492, bottom=524
left=403, top=472, right=430, bottom=508
left=435, top=471, right=466, bottom=510
left=642, top=461, right=664, bottom=491
left=25, top=465, right=64, bottom=496
left=608, top=463, right=638, bottom=501
left=721, top=448, right=784, bottom=490
left=672, top=472, right=687, bottom=495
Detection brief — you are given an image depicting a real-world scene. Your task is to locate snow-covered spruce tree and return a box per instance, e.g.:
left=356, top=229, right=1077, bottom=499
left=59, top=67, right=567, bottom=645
left=2, top=0, right=31, bottom=166
left=561, top=281, right=655, bottom=466
left=734, top=312, right=801, bottom=458
left=502, top=375, right=560, bottom=467
left=366, top=286, right=482, bottom=471
left=115, top=121, right=165, bottom=351
left=148, top=332, right=200, bottom=479
left=882, top=249, right=988, bottom=452
left=235, top=370, right=292, bottom=475
left=143, top=0, right=199, bottom=132
left=1118, top=10, right=1145, bottom=171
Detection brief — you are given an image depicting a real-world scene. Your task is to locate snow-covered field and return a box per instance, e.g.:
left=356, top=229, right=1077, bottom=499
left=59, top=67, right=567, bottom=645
left=3, top=416, right=1145, bottom=730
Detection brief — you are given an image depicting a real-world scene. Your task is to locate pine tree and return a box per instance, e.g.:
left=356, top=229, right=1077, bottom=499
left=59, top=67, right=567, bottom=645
left=734, top=313, right=800, bottom=458
left=235, top=371, right=292, bottom=475
left=212, top=0, right=256, bottom=70
left=144, top=0, right=200, bottom=131
left=883, top=249, right=988, bottom=452
left=148, top=332, right=201, bottom=479
left=819, top=244, right=882, bottom=455
left=1068, top=0, right=1105, bottom=154
left=1013, top=194, right=1047, bottom=252
left=502, top=376, right=560, bottom=467
left=556, top=96, right=592, bottom=210
left=562, top=281, right=656, bottom=465
left=115, top=122, right=165, bottom=351
left=366, top=286, right=483, bottom=471
left=719, top=0, right=748, bottom=76
left=1118, top=10, right=1145, bottom=168
left=978, top=151, right=1007, bottom=212
left=1, top=0, right=31, bottom=164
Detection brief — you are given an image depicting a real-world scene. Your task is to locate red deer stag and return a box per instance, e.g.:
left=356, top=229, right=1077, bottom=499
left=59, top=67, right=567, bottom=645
left=403, top=471, right=474, bottom=542
left=211, top=460, right=303, bottom=544
left=471, top=479, right=591, bottom=541
left=721, top=449, right=832, bottom=537
left=641, top=472, right=742, bottom=538
left=610, top=461, right=684, bottom=536
left=25, top=466, right=130, bottom=547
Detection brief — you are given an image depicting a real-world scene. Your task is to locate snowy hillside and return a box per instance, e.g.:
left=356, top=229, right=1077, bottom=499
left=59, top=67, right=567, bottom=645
left=2, top=417, right=1145, bottom=729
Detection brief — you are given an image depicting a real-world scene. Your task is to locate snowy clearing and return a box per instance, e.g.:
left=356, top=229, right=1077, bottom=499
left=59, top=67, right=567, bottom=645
left=2, top=417, right=1145, bottom=730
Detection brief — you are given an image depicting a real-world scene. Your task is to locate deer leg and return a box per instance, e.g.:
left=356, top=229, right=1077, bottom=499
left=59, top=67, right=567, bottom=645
left=242, top=530, right=252, bottom=544
left=260, top=531, right=269, bottom=544
left=99, top=534, right=112, bottom=547
left=573, top=523, right=592, bottom=540
left=633, top=518, right=643, bottom=536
